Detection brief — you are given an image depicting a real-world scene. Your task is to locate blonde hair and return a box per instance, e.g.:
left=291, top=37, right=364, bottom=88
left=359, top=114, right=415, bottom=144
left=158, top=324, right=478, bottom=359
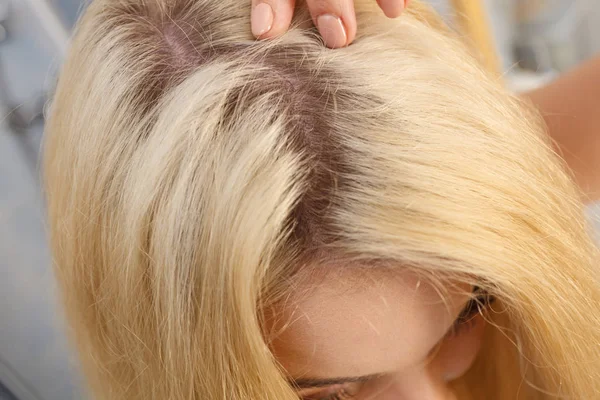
left=44, top=0, right=600, bottom=399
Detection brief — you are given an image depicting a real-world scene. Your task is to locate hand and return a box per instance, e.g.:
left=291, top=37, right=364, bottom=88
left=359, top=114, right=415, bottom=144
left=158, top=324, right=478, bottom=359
left=251, top=0, right=409, bottom=48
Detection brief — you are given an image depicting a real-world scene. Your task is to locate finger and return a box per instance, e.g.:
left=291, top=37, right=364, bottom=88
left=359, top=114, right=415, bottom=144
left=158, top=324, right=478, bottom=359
left=251, top=0, right=296, bottom=39
left=305, top=0, right=357, bottom=49
left=376, top=0, right=406, bottom=18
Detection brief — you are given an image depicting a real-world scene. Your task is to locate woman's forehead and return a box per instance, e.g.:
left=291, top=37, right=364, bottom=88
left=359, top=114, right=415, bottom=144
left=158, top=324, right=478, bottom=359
left=266, top=268, right=470, bottom=379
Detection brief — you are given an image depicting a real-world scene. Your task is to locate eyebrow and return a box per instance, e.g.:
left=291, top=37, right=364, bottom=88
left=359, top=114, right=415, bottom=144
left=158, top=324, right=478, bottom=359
left=291, top=373, right=381, bottom=389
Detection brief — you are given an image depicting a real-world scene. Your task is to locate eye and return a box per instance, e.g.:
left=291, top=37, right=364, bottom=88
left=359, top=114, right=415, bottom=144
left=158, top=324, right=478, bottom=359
left=447, top=289, right=495, bottom=337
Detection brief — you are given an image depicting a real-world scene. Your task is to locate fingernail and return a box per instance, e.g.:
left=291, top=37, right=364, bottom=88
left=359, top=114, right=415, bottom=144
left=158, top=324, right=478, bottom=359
left=379, top=0, right=405, bottom=18
left=251, top=3, right=274, bottom=37
left=317, top=14, right=348, bottom=48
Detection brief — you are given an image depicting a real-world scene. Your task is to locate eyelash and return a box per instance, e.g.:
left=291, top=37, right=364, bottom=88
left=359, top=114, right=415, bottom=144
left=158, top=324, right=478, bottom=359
left=448, top=290, right=495, bottom=336
left=321, top=389, right=354, bottom=400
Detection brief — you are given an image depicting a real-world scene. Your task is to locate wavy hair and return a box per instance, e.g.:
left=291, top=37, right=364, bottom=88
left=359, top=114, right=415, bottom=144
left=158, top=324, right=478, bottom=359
left=44, top=0, right=600, bottom=398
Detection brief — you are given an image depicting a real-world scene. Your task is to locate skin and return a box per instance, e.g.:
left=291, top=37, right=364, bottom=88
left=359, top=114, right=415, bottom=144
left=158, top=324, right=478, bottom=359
left=267, top=268, right=487, bottom=399
left=524, top=55, right=600, bottom=202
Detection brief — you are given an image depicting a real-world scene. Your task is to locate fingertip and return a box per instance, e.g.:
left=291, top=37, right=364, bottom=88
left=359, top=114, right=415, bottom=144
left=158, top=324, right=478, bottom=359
left=251, top=0, right=296, bottom=40
left=377, top=0, right=406, bottom=19
left=341, top=11, right=357, bottom=47
left=317, top=14, right=348, bottom=48
left=251, top=3, right=274, bottom=37
left=307, top=0, right=356, bottom=48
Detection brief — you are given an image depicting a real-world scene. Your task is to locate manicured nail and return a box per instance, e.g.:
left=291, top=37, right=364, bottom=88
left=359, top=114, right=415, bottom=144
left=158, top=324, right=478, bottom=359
left=379, top=0, right=405, bottom=18
left=317, top=14, right=348, bottom=48
left=251, top=3, right=274, bottom=37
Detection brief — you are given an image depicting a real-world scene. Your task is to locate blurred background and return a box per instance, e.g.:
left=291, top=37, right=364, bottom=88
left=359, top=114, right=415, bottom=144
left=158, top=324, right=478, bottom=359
left=0, top=0, right=598, bottom=399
